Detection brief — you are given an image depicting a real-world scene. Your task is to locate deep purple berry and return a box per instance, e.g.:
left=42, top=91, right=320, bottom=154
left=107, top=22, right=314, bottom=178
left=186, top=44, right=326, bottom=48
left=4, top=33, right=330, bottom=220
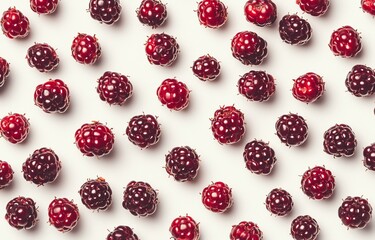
left=165, top=146, right=200, bottom=182
left=79, top=177, right=112, bottom=211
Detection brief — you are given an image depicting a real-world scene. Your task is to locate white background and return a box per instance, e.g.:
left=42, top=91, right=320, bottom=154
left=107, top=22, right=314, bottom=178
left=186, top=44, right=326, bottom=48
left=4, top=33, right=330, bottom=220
left=0, top=0, right=374, bottom=239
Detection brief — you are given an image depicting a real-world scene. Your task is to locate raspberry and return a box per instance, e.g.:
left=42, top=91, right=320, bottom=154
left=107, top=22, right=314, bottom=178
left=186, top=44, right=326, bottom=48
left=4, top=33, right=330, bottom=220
left=165, top=146, right=200, bottom=182
left=363, top=143, right=375, bottom=171
left=5, top=196, right=38, bottom=230
left=97, top=71, right=133, bottom=105
left=230, top=221, right=263, bottom=240
left=265, top=188, right=293, bottom=216
left=329, top=26, right=362, bottom=58
left=145, top=33, right=179, bottom=66
left=345, top=64, right=375, bottom=97
left=107, top=225, right=139, bottom=240
left=1, top=7, right=30, bottom=39
left=137, top=0, right=167, bottom=28
left=126, top=114, right=161, bottom=148
left=279, top=14, right=312, bottom=45
left=231, top=31, right=268, bottom=65
left=301, top=166, right=335, bottom=200
left=79, top=177, right=112, bottom=211
left=30, top=0, right=59, bottom=15
left=22, top=148, right=62, bottom=185
left=210, top=106, right=245, bottom=145
left=89, top=0, right=122, bottom=25
left=122, top=181, right=158, bottom=217
left=48, top=198, right=79, bottom=232
left=26, top=43, right=59, bottom=73
left=323, top=124, right=357, bottom=157
left=0, top=113, right=30, bottom=144
left=275, top=113, right=308, bottom=147
left=34, top=79, right=70, bottom=113
left=362, top=0, right=375, bottom=15
left=156, top=79, right=190, bottom=111
left=290, top=215, right=320, bottom=240
left=243, top=140, right=277, bottom=175
left=74, top=122, right=115, bottom=157
left=237, top=70, right=276, bottom=102
left=0, top=57, right=10, bottom=88
left=170, top=215, right=200, bottom=240
left=296, top=0, right=330, bottom=16
left=201, top=181, right=233, bottom=213
left=197, top=0, right=228, bottom=29
left=338, top=196, right=372, bottom=229
left=0, top=160, right=13, bottom=189
left=292, top=73, right=325, bottom=103
left=71, top=33, right=101, bottom=64
left=244, top=0, right=277, bottom=27
left=192, top=55, right=221, bottom=81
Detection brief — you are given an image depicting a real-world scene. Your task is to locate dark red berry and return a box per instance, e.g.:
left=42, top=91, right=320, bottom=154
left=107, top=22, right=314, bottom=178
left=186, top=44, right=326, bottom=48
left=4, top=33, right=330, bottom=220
left=48, top=198, right=79, bottom=232
left=170, top=215, right=200, bottom=240
left=137, top=0, right=167, bottom=28
left=1, top=7, right=30, bottom=39
left=292, top=73, right=325, bottom=103
left=122, top=181, right=158, bottom=217
left=34, top=79, right=70, bottom=113
left=71, top=33, right=101, bottom=64
left=290, top=215, right=319, bottom=240
left=97, top=71, right=133, bottom=105
left=231, top=31, right=268, bottom=65
left=338, top=196, right=372, bottom=229
left=230, top=221, right=263, bottom=240
left=0, top=113, right=30, bottom=144
left=74, top=122, right=115, bottom=157
left=323, top=124, right=357, bottom=157
left=145, top=33, right=179, bottom=66
left=79, top=177, right=112, bottom=211
left=237, top=70, right=276, bottom=102
left=107, top=225, right=139, bottom=240
left=192, top=55, right=220, bottom=81
left=275, top=113, right=308, bottom=147
left=362, top=0, right=375, bottom=15
left=165, top=146, right=200, bottom=182
left=243, top=140, right=277, bottom=175
left=329, top=26, right=362, bottom=58
left=197, top=0, right=228, bottom=28
left=266, top=188, right=293, bottom=216
left=363, top=143, right=375, bottom=171
left=30, top=0, right=59, bottom=15
left=301, top=166, right=335, bottom=200
left=26, top=43, right=59, bottom=73
left=0, top=57, right=10, bottom=88
left=5, top=196, right=38, bottom=230
left=126, top=114, right=161, bottom=148
left=345, top=65, right=375, bottom=97
left=244, top=0, right=277, bottom=27
left=22, top=148, right=61, bottom=185
left=156, top=79, right=190, bottom=111
left=0, top=160, right=13, bottom=189
left=279, top=14, right=312, bottom=45
left=296, top=0, right=329, bottom=16
left=202, top=181, right=233, bottom=213
left=89, top=0, right=122, bottom=25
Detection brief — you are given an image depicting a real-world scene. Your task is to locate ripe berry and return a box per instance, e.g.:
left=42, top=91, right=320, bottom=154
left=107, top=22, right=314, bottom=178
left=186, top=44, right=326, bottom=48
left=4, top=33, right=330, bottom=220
left=329, top=26, right=362, bottom=58
left=97, top=71, right=133, bottom=105
left=265, top=188, right=293, bottom=216
left=122, top=181, right=158, bottom=217
left=34, top=79, right=70, bottom=113
left=5, top=196, right=38, bottom=230
left=0, top=113, right=30, bottom=144
left=237, top=70, right=276, bottom=102
left=201, top=181, right=233, bottom=213
left=74, top=122, right=115, bottom=157
left=323, top=124, right=357, bottom=157
left=363, top=143, right=375, bottom=171
left=279, top=14, right=312, bottom=45
left=230, top=221, right=263, bottom=240
left=292, top=73, right=325, bottom=103
left=22, top=148, right=62, bottom=185
left=362, top=0, right=375, bottom=15
left=345, top=65, right=375, bottom=97
left=170, top=215, right=200, bottom=240
left=48, top=198, right=79, bottom=232
left=243, top=140, right=277, bottom=175
left=126, top=114, right=161, bottom=148
left=30, top=0, right=59, bottom=15
left=275, top=113, right=308, bottom=147
left=244, top=0, right=277, bottom=27
left=338, top=196, right=372, bottom=229
left=145, top=33, right=179, bottom=66
left=0, top=160, right=13, bottom=189
left=107, top=225, right=139, bottom=240
left=231, top=31, right=268, bottom=65
left=1, top=7, right=30, bottom=39
left=156, top=79, right=190, bottom=111
left=79, top=177, right=112, bottom=211
left=296, top=0, right=330, bottom=16
left=192, top=55, right=220, bottom=81
left=89, top=0, right=122, bottom=25
left=26, top=43, right=59, bottom=73
left=165, top=146, right=200, bottom=182
left=71, top=33, right=101, bottom=64
left=290, top=215, right=319, bottom=240
left=137, top=0, right=167, bottom=28
left=197, top=0, right=228, bottom=29
left=301, top=166, right=335, bottom=200
left=0, top=57, right=10, bottom=88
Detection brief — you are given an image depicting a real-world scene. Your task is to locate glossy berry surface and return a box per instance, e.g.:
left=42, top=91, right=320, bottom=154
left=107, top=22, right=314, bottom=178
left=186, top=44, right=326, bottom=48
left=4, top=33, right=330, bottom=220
left=26, top=43, right=59, bottom=72
left=122, top=181, right=158, bottom=217
left=338, top=196, right=372, bottom=229
left=202, top=181, right=233, bottom=213
left=22, top=148, right=61, bottom=185
left=170, top=215, right=200, bottom=240
left=156, top=79, right=190, bottom=111
left=323, top=124, right=357, bottom=157
left=0, top=113, right=30, bottom=144
left=243, top=140, right=277, bottom=175
left=74, top=122, right=114, bottom=157
left=48, top=198, right=79, bottom=232
left=363, top=143, right=375, bottom=171
left=244, top=0, right=277, bottom=27
left=145, top=33, right=179, bottom=66
left=97, top=71, right=133, bottom=105
left=301, top=166, right=335, bottom=200
left=296, top=0, right=330, bottom=16
left=107, top=225, right=139, bottom=240
left=231, top=31, right=268, bottom=65
left=291, top=215, right=319, bottom=240
left=79, top=177, right=112, bottom=211
left=275, top=113, right=308, bottom=147
left=329, top=26, right=362, bottom=58
left=292, top=73, right=325, bottom=103
left=71, top=33, right=101, bottom=64
left=230, top=221, right=263, bottom=240
left=238, top=70, right=275, bottom=102
left=197, top=0, right=227, bottom=28
left=30, top=0, right=59, bottom=14
left=0, top=160, right=13, bottom=189
left=126, top=114, right=161, bottom=148
left=265, top=188, right=293, bottom=216
left=34, top=79, right=70, bottom=113
left=137, top=0, right=167, bottom=28
left=0, top=57, right=10, bottom=88
left=192, top=55, right=220, bottom=81
left=345, top=65, right=375, bottom=97
left=89, top=0, right=122, bottom=25
left=165, top=146, right=200, bottom=182
left=1, top=7, right=30, bottom=39
left=362, top=0, right=375, bottom=15
left=5, top=196, right=38, bottom=230
left=279, top=14, right=312, bottom=45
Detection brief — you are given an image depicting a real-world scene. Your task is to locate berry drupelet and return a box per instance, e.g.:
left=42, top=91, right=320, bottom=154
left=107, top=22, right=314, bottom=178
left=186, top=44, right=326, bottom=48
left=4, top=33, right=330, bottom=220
left=323, top=124, right=357, bottom=157
left=296, top=0, right=330, bottom=16
left=26, top=43, right=59, bottom=73
left=34, top=79, right=70, bottom=113
left=30, top=0, right=59, bottom=15
left=107, top=225, right=139, bottom=240
left=0, top=113, right=30, bottom=144
left=79, top=177, right=112, bottom=211
left=290, top=215, right=320, bottom=240
left=202, top=181, right=233, bottom=213
left=231, top=31, right=268, bottom=65
left=1, top=7, right=30, bottom=39
left=265, top=188, right=293, bottom=216
left=292, top=73, right=325, bottom=103
left=89, top=0, right=122, bottom=25
left=244, top=0, right=277, bottom=27
left=230, top=221, right=263, bottom=240
left=192, top=55, right=221, bottom=81
left=97, top=71, right=133, bottom=105
left=71, top=33, right=101, bottom=64
left=197, top=0, right=228, bottom=29
left=279, top=14, right=312, bottom=45
left=275, top=113, right=308, bottom=147
left=363, top=143, right=375, bottom=171
left=243, top=140, right=277, bottom=175
left=5, top=196, right=38, bottom=230
left=145, top=33, right=179, bottom=66
left=345, top=65, right=375, bottom=97
left=329, top=26, right=362, bottom=58
left=237, top=70, right=276, bottom=102
left=0, top=160, right=13, bottom=189
left=338, top=196, right=372, bottom=229
left=126, top=114, right=161, bottom=148
left=165, top=146, right=200, bottom=182
left=170, top=215, right=200, bottom=240
left=48, top=198, right=79, bottom=232
left=362, top=0, right=375, bottom=15
left=301, top=166, right=335, bottom=200
left=137, top=0, right=167, bottom=28
left=157, top=79, right=190, bottom=111
left=0, top=57, right=10, bottom=88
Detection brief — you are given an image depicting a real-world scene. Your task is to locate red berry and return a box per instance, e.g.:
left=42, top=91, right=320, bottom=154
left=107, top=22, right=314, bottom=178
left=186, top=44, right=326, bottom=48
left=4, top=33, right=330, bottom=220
left=363, top=143, right=375, bottom=171
left=122, top=181, right=158, bottom=217
left=192, top=55, right=221, bottom=81
left=165, top=146, right=200, bottom=182
left=362, top=0, right=375, bottom=15
left=107, top=225, right=139, bottom=240
left=156, top=79, right=190, bottom=111
left=137, top=0, right=167, bottom=28
left=197, top=0, right=227, bottom=29
left=279, top=14, right=312, bottom=45
left=231, top=31, right=268, bottom=65
left=230, top=221, right=263, bottom=240
left=145, top=33, right=179, bottom=66
left=26, top=43, right=59, bottom=73
left=48, top=198, right=79, bottom=232
left=296, top=0, right=329, bottom=16
left=89, top=0, right=122, bottom=25
left=0, top=113, right=30, bottom=144
left=345, top=65, right=375, bottom=97
left=0, top=57, right=10, bottom=88
left=329, top=26, right=362, bottom=58
left=30, top=0, right=59, bottom=15
left=244, top=0, right=277, bottom=27
left=170, top=215, right=200, bottom=240
left=71, top=33, right=101, bottom=64
left=338, top=196, right=372, bottom=229
left=97, top=71, right=133, bottom=105
left=266, top=188, right=293, bottom=216
left=0, top=160, right=13, bottom=189
left=275, top=113, right=308, bottom=147
left=5, top=196, right=38, bottom=230
left=238, top=70, right=276, bottom=102
left=243, top=140, right=277, bottom=175
left=34, top=79, right=70, bottom=113
left=126, top=114, right=161, bottom=148
left=74, top=122, right=115, bottom=157
left=301, top=166, right=335, bottom=200
left=292, top=72, right=325, bottom=103
left=1, top=7, right=30, bottom=39
left=290, top=215, right=319, bottom=240
left=323, top=124, right=357, bottom=157
left=79, top=177, right=112, bottom=211
left=202, top=181, right=233, bottom=213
